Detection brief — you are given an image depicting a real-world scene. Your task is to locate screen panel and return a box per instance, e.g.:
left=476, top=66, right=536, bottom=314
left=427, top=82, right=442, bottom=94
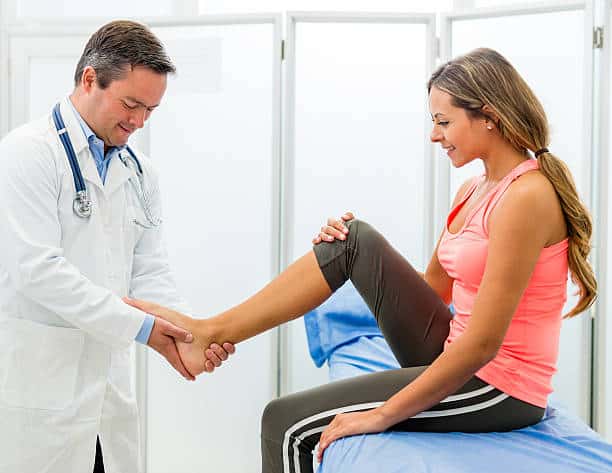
left=146, top=22, right=277, bottom=472
left=285, top=18, right=433, bottom=394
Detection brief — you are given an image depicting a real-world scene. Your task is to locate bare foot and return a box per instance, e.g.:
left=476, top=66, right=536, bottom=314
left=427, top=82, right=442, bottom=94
left=174, top=320, right=215, bottom=376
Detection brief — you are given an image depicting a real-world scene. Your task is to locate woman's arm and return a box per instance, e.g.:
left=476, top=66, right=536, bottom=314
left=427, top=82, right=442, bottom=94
left=421, top=236, right=453, bottom=304
left=422, top=178, right=475, bottom=303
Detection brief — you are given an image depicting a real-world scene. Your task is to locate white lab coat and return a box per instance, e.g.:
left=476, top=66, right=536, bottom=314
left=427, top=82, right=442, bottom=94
left=0, top=97, right=189, bottom=473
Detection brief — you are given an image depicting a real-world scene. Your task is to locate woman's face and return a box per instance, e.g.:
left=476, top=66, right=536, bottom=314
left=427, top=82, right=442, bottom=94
left=428, top=87, right=490, bottom=167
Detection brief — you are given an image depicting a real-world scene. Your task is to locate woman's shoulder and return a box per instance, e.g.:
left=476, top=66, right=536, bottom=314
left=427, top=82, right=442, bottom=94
left=506, top=169, right=559, bottom=209
left=490, top=169, right=566, bottom=243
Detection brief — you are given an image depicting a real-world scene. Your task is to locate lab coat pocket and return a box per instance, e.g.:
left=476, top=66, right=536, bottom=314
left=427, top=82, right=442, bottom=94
left=125, top=204, right=146, bottom=247
left=0, top=318, right=84, bottom=410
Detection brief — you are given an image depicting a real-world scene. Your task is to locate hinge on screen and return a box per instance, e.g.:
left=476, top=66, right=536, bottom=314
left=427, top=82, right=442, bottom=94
left=593, top=26, right=604, bottom=49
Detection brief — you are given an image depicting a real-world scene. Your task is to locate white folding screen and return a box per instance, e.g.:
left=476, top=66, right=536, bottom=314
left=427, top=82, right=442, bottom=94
left=144, top=16, right=281, bottom=473
left=281, top=12, right=436, bottom=394
left=441, top=1, right=593, bottom=421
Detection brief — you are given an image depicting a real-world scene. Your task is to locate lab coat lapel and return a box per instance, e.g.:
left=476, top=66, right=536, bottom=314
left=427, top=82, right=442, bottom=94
left=104, top=150, right=132, bottom=197
left=79, top=153, right=104, bottom=192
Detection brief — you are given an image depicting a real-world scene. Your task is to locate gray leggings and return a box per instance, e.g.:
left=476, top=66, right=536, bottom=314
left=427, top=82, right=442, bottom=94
left=261, top=220, right=545, bottom=473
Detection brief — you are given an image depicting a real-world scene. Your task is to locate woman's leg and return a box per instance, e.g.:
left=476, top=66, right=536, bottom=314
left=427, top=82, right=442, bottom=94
left=261, top=220, right=544, bottom=472
left=312, top=219, right=453, bottom=367
left=261, top=368, right=543, bottom=473
left=135, top=219, right=451, bottom=378
left=210, top=219, right=451, bottom=368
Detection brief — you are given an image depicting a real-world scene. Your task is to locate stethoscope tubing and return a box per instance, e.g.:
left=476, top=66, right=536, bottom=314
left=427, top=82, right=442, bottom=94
left=52, top=103, right=86, bottom=194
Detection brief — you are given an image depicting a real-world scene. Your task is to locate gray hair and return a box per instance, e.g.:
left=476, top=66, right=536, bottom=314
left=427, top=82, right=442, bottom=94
left=74, top=20, right=176, bottom=89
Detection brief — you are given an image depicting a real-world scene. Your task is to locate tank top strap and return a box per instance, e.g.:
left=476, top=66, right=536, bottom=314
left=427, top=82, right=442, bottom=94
left=461, top=176, right=482, bottom=200
left=481, top=159, right=539, bottom=234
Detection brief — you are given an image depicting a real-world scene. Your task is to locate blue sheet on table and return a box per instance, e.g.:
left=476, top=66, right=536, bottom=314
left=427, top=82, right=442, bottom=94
left=303, top=282, right=612, bottom=473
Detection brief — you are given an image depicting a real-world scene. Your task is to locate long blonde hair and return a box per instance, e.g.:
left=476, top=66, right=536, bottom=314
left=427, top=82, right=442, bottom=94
left=428, top=48, right=596, bottom=318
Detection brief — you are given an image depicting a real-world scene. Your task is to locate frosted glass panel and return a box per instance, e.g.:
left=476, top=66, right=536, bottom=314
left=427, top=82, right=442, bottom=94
left=286, top=21, right=430, bottom=394
left=450, top=9, right=589, bottom=420
left=147, top=24, right=276, bottom=473
left=17, top=0, right=173, bottom=17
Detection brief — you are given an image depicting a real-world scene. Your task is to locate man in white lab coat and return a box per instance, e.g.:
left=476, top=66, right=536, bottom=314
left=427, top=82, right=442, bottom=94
left=0, top=20, right=232, bottom=473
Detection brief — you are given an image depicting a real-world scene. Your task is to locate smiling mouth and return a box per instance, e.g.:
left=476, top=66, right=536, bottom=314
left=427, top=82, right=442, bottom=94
left=119, top=124, right=134, bottom=134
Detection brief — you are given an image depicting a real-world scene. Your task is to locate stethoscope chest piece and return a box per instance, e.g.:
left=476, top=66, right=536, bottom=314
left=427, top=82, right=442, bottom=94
left=73, top=190, right=92, bottom=218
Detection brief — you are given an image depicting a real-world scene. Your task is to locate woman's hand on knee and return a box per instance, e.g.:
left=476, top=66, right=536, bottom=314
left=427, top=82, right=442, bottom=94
left=312, top=212, right=354, bottom=244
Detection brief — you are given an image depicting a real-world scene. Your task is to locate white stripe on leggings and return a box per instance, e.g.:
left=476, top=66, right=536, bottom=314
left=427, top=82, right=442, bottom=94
left=439, top=384, right=495, bottom=403
left=282, top=390, right=509, bottom=473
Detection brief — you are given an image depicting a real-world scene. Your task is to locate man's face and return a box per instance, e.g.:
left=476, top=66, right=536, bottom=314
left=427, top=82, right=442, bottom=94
left=83, top=65, right=167, bottom=148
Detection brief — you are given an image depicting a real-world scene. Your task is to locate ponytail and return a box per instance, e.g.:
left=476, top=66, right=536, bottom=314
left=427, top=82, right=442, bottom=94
left=537, top=152, right=597, bottom=317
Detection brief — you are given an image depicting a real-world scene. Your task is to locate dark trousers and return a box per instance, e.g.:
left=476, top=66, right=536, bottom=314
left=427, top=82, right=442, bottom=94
left=261, top=219, right=545, bottom=473
left=93, top=437, right=104, bottom=473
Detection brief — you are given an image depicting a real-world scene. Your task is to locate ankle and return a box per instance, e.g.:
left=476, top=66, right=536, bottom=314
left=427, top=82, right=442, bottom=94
left=194, top=316, right=225, bottom=346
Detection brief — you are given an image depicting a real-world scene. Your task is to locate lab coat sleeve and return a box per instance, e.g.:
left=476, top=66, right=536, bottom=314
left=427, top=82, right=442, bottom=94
left=128, top=157, right=193, bottom=316
left=0, top=133, right=146, bottom=349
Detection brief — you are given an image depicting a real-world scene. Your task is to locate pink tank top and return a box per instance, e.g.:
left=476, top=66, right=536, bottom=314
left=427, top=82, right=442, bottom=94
left=438, top=159, right=568, bottom=408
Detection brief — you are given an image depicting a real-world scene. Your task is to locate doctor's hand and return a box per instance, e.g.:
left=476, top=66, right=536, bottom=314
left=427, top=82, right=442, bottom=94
left=317, top=408, right=390, bottom=463
left=312, top=212, right=354, bottom=245
left=147, top=317, right=196, bottom=381
left=124, top=298, right=235, bottom=377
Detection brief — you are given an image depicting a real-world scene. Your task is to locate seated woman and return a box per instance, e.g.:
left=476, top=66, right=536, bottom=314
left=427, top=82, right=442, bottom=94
left=125, top=48, right=596, bottom=473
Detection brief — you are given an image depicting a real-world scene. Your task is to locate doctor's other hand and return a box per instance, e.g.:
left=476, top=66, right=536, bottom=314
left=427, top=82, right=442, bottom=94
left=147, top=317, right=196, bottom=381
left=312, top=211, right=355, bottom=245
left=124, top=297, right=234, bottom=377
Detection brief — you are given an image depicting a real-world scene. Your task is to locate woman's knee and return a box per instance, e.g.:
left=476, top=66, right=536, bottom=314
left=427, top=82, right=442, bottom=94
left=345, top=219, right=383, bottom=251
left=261, top=396, right=292, bottom=439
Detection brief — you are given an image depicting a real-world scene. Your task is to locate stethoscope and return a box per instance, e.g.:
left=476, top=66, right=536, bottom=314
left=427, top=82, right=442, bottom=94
left=52, top=103, right=161, bottom=228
